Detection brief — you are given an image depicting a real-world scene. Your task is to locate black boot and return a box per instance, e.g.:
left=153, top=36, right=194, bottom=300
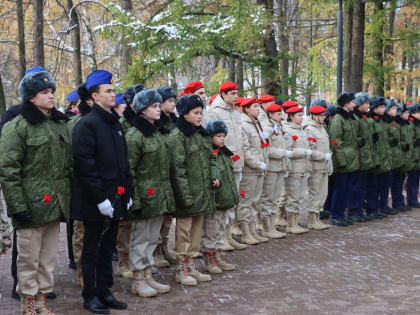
left=111, top=249, right=118, bottom=262
left=46, top=292, right=57, bottom=299
left=84, top=296, right=110, bottom=314
left=320, top=211, right=330, bottom=220
left=12, top=279, right=20, bottom=300
left=69, top=259, right=77, bottom=269
left=331, top=218, right=349, bottom=226
left=99, top=292, right=127, bottom=310
left=360, top=213, right=371, bottom=221
left=407, top=201, right=420, bottom=208
left=381, top=206, right=398, bottom=215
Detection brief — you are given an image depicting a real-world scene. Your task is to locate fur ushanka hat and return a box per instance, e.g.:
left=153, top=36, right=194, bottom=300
left=18, top=71, right=56, bottom=103
left=206, top=120, right=228, bottom=136
left=133, top=89, right=162, bottom=115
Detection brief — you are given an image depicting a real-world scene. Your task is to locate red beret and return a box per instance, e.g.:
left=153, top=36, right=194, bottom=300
left=240, top=98, right=257, bottom=107
left=309, top=105, right=326, bottom=114
left=282, top=100, right=299, bottom=108
left=184, top=81, right=203, bottom=94
left=235, top=96, right=245, bottom=106
left=219, top=81, right=239, bottom=93
left=258, top=95, right=275, bottom=103
left=407, top=102, right=412, bottom=107
left=266, top=103, right=282, bottom=112
left=209, top=94, right=218, bottom=105
left=285, top=106, right=303, bottom=114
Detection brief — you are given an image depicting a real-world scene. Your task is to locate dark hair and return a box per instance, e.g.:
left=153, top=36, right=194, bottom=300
left=287, top=112, right=300, bottom=122
left=67, top=99, right=79, bottom=110
left=88, top=85, right=101, bottom=98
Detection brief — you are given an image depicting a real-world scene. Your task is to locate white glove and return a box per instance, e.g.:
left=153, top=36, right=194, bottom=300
left=259, top=130, right=269, bottom=139
left=239, top=173, right=243, bottom=182
left=273, top=124, right=279, bottom=133
left=286, top=150, right=293, bottom=158
left=259, top=162, right=267, bottom=171
left=127, top=198, right=133, bottom=210
left=306, top=149, right=313, bottom=157
left=325, top=153, right=332, bottom=161
left=98, top=199, right=114, bottom=218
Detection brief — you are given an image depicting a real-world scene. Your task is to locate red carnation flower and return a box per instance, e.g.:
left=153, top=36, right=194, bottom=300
left=44, top=193, right=51, bottom=204
left=240, top=190, right=246, bottom=198
left=330, top=140, right=339, bottom=147
left=147, top=188, right=154, bottom=197
left=391, top=122, right=396, bottom=126
left=373, top=116, right=380, bottom=121
left=292, top=135, right=298, bottom=141
left=232, top=155, right=240, bottom=162
left=362, top=115, right=368, bottom=119
left=410, top=117, right=414, bottom=122
left=308, top=137, right=317, bottom=143
left=212, top=149, right=219, bottom=156
left=117, top=186, right=125, bottom=196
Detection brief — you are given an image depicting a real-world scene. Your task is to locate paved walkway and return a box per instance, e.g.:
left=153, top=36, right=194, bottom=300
left=1, top=209, right=420, bottom=314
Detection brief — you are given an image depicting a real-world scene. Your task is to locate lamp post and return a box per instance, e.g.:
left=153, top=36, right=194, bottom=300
left=337, top=0, right=343, bottom=97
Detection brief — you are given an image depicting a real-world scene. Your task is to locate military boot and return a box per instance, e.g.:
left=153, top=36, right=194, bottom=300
left=161, top=237, right=177, bottom=265
left=215, top=249, right=235, bottom=271
left=308, top=212, right=329, bottom=230
left=187, top=259, right=211, bottom=282
left=269, top=215, right=286, bottom=238
left=76, top=263, right=83, bottom=288
left=21, top=295, right=37, bottom=315
left=275, top=207, right=288, bottom=227
left=153, top=245, right=170, bottom=268
left=116, top=252, right=133, bottom=278
left=222, top=225, right=235, bottom=251
left=131, top=270, right=158, bottom=298
left=34, top=293, right=55, bottom=315
left=144, top=266, right=170, bottom=294
left=231, top=223, right=242, bottom=236
left=316, top=213, right=330, bottom=229
left=250, top=222, right=268, bottom=242
left=286, top=213, right=308, bottom=234
left=175, top=258, right=197, bottom=286
left=239, top=222, right=259, bottom=245
left=225, top=224, right=247, bottom=250
left=203, top=252, right=222, bottom=274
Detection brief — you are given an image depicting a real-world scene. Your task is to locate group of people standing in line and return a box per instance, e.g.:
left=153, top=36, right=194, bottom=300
left=0, top=66, right=419, bottom=315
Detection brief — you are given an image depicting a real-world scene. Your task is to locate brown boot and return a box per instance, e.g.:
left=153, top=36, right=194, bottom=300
left=239, top=222, right=259, bottom=245
left=175, top=258, right=197, bottom=286
left=250, top=222, right=268, bottom=242
left=203, top=252, right=222, bottom=274
left=76, top=263, right=83, bottom=288
left=313, top=212, right=329, bottom=230
left=145, top=266, right=170, bottom=294
left=21, top=295, right=37, bottom=315
left=34, top=293, right=55, bottom=315
left=131, top=270, right=158, bottom=297
left=215, top=249, right=235, bottom=271
left=116, top=252, right=133, bottom=278
left=161, top=237, right=177, bottom=265
left=275, top=207, right=287, bottom=227
left=187, top=258, right=211, bottom=282
left=153, top=245, right=170, bottom=268
left=270, top=215, right=286, bottom=238
left=286, top=213, right=308, bottom=234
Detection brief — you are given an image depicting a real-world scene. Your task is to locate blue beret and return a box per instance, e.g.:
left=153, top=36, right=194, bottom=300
left=115, top=93, right=125, bottom=105
left=86, top=70, right=113, bottom=90
left=25, top=66, right=45, bottom=75
left=67, top=90, right=80, bottom=103
left=133, top=89, right=162, bottom=115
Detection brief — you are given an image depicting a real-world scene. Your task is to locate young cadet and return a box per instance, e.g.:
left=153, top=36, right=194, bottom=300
left=328, top=92, right=360, bottom=226
left=183, top=81, right=210, bottom=126
left=65, top=90, right=81, bottom=119
left=120, top=84, right=145, bottom=133
left=348, top=92, right=376, bottom=222
left=259, top=103, right=289, bottom=239
left=209, top=82, right=247, bottom=251
left=392, top=103, right=414, bottom=211
left=283, top=106, right=311, bottom=233
left=303, top=105, right=331, bottom=230
left=149, top=86, right=178, bottom=268
left=237, top=98, right=270, bottom=244
left=125, top=89, right=174, bottom=298
left=407, top=104, right=420, bottom=208
left=72, top=70, right=133, bottom=313
left=0, top=70, right=71, bottom=315
left=366, top=97, right=393, bottom=219
left=257, top=94, right=275, bottom=133
left=167, top=95, right=220, bottom=286
left=113, top=93, right=126, bottom=117
left=202, top=120, right=239, bottom=274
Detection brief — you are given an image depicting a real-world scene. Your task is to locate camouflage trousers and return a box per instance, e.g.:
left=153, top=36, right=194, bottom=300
left=0, top=189, right=12, bottom=254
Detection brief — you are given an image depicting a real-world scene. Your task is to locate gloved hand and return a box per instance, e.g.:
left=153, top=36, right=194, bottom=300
left=12, top=210, right=31, bottom=223
left=273, top=124, right=279, bottom=133
left=127, top=198, right=133, bottom=210
left=306, top=149, right=313, bottom=157
left=98, top=199, right=114, bottom=218
left=372, top=133, right=379, bottom=144
left=259, top=162, right=267, bottom=171
left=415, top=138, right=420, bottom=147
left=360, top=137, right=366, bottom=147
left=286, top=150, right=293, bottom=158
left=391, top=138, right=398, bottom=146
left=259, top=130, right=269, bottom=139
left=239, top=173, right=243, bottom=182
left=325, top=153, right=332, bottom=161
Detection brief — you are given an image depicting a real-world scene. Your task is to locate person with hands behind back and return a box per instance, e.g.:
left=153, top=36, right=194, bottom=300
left=71, top=70, right=133, bottom=314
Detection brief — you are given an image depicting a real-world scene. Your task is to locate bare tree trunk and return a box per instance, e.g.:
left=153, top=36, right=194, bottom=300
left=237, top=59, right=244, bottom=91
left=372, top=0, right=385, bottom=96
left=17, top=0, right=26, bottom=79
left=384, top=0, right=396, bottom=92
left=33, top=0, right=44, bottom=67
left=119, top=0, right=133, bottom=78
left=82, top=12, right=98, bottom=71
left=67, top=0, right=83, bottom=85
left=0, top=73, right=6, bottom=116
left=228, top=57, right=236, bottom=82
left=407, top=52, right=415, bottom=97
left=276, top=0, right=289, bottom=97
left=349, top=0, right=365, bottom=92
left=343, top=0, right=353, bottom=91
